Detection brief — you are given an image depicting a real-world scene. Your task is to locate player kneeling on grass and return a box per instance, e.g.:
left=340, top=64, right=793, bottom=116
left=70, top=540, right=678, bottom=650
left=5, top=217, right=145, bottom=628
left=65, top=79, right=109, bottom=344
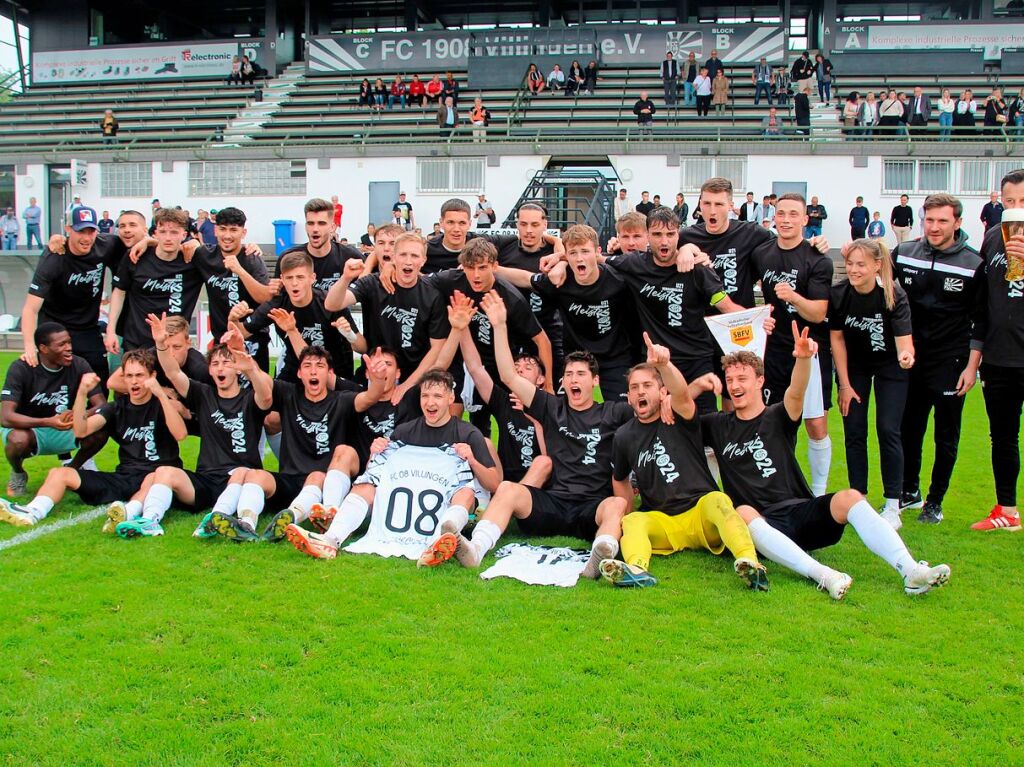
left=699, top=322, right=951, bottom=599
left=286, top=367, right=501, bottom=560
left=112, top=315, right=274, bottom=539
left=203, top=345, right=386, bottom=543
left=0, top=351, right=186, bottom=527
left=600, top=333, right=768, bottom=590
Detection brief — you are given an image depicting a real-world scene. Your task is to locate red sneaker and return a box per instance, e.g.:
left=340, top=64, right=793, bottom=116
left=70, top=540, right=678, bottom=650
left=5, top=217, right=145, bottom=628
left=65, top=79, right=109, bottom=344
left=970, top=506, right=1022, bottom=532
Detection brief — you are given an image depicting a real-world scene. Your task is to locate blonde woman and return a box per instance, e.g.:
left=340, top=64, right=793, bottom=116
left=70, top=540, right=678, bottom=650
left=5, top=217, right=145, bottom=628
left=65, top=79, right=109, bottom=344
left=937, top=88, right=954, bottom=140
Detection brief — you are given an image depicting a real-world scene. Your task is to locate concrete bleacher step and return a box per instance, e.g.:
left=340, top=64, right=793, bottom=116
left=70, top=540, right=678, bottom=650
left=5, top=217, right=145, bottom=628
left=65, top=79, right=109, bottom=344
left=215, top=65, right=304, bottom=145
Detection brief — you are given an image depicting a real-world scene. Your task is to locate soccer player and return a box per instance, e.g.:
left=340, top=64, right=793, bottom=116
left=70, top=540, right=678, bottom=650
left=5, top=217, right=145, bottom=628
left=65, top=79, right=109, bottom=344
left=699, top=324, right=951, bottom=598
left=752, top=193, right=833, bottom=495
left=112, top=319, right=274, bottom=539
left=105, top=207, right=203, bottom=354
left=1, top=323, right=107, bottom=498
left=285, top=367, right=500, bottom=561
left=971, top=169, right=1024, bottom=532
left=0, top=350, right=186, bottom=528
left=605, top=211, right=650, bottom=255
left=892, top=193, right=985, bottom=525
left=278, top=198, right=364, bottom=293
left=423, top=198, right=477, bottom=273
left=601, top=333, right=768, bottom=589
left=422, top=291, right=632, bottom=578
left=361, top=222, right=402, bottom=273
left=829, top=239, right=915, bottom=526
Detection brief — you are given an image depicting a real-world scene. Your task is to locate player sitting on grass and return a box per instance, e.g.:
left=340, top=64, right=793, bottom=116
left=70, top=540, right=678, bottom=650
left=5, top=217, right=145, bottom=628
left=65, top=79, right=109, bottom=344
left=420, top=290, right=632, bottom=578
left=202, top=345, right=386, bottom=543
left=0, top=350, right=186, bottom=527
left=285, top=367, right=500, bottom=561
left=112, top=319, right=273, bottom=539
left=698, top=323, right=951, bottom=598
left=599, top=333, right=769, bottom=590
left=1, top=322, right=108, bottom=498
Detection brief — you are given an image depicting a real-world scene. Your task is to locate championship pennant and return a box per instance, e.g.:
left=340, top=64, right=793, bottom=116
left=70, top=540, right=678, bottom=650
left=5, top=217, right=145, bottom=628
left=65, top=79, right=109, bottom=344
left=704, top=306, right=771, bottom=357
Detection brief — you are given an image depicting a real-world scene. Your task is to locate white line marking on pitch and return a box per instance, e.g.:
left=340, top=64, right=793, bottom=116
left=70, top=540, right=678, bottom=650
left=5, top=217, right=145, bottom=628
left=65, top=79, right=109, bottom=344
left=0, top=507, right=106, bottom=553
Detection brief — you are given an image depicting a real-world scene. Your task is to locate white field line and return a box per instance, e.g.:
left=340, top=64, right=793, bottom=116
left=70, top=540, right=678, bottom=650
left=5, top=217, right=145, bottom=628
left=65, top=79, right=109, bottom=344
left=0, top=507, right=106, bottom=552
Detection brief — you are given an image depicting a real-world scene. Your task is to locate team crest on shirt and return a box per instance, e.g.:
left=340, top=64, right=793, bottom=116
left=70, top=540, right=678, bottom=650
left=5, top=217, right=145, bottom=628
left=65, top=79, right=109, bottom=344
left=721, top=434, right=777, bottom=478
left=637, top=437, right=680, bottom=483
left=29, top=387, right=70, bottom=413
left=943, top=278, right=964, bottom=293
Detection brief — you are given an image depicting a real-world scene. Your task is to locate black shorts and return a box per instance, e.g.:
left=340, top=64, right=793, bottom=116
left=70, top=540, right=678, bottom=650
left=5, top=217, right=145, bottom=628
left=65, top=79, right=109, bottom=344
left=267, top=472, right=309, bottom=511
left=75, top=468, right=150, bottom=506
left=763, top=344, right=833, bottom=410
left=183, top=470, right=232, bottom=512
left=761, top=494, right=845, bottom=552
left=518, top=488, right=601, bottom=540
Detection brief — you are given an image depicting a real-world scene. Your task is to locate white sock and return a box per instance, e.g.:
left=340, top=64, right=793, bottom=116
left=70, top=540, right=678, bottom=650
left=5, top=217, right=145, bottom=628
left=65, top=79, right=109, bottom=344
left=704, top=447, right=721, bottom=485
left=142, top=483, right=173, bottom=523
left=289, top=484, right=322, bottom=523
left=807, top=436, right=832, bottom=496
left=847, top=499, right=917, bottom=577
left=322, top=470, right=352, bottom=509
left=748, top=517, right=827, bottom=581
left=267, top=432, right=282, bottom=459
left=438, top=504, right=470, bottom=535
left=125, top=500, right=143, bottom=520
left=25, top=495, right=55, bottom=522
left=212, top=483, right=243, bottom=516
left=325, top=494, right=370, bottom=545
left=883, top=497, right=900, bottom=512
left=236, top=482, right=266, bottom=516
left=470, top=519, right=502, bottom=557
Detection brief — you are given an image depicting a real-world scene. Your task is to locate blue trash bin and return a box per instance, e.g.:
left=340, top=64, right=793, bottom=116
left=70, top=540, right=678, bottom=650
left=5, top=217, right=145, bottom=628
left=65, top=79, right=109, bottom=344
left=272, top=219, right=296, bottom=255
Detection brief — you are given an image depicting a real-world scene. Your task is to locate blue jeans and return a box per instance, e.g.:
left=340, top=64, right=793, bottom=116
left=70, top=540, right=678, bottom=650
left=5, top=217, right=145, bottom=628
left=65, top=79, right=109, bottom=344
left=939, top=111, right=953, bottom=140
left=25, top=224, right=41, bottom=248
left=2, top=233, right=16, bottom=250
left=388, top=94, right=406, bottom=109
left=754, top=82, right=772, bottom=105
left=804, top=225, right=822, bottom=239
left=818, top=81, right=831, bottom=103
left=683, top=81, right=695, bottom=106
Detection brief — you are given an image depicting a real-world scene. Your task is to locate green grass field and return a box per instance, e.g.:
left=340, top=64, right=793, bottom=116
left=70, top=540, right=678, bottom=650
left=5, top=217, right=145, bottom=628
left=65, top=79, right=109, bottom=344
left=0, top=351, right=1021, bottom=766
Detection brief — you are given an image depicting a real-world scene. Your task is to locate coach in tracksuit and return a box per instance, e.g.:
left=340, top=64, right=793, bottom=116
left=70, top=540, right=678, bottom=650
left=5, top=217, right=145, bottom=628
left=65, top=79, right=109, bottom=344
left=892, top=193, right=985, bottom=526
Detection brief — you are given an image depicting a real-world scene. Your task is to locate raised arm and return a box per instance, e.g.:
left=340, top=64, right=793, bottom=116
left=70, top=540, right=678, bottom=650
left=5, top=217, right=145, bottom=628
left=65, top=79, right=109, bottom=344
left=783, top=321, right=817, bottom=421
left=354, top=352, right=388, bottom=412
left=227, top=336, right=273, bottom=410
left=146, top=375, right=188, bottom=442
left=479, top=290, right=537, bottom=409
left=324, top=258, right=364, bottom=312
left=494, top=266, right=536, bottom=289
left=147, top=313, right=190, bottom=398
left=224, top=251, right=275, bottom=305
left=268, top=308, right=308, bottom=359
left=72, top=373, right=108, bottom=438
left=457, top=298, right=494, bottom=404
left=643, top=332, right=696, bottom=420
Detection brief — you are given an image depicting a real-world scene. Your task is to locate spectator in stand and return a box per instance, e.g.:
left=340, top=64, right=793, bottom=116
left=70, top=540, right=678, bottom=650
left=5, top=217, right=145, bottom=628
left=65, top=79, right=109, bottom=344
left=762, top=106, right=784, bottom=137
left=425, top=74, right=444, bottom=106
left=909, top=86, right=931, bottom=131
left=661, top=51, right=679, bottom=106
left=850, top=196, right=870, bottom=239
left=843, top=92, right=860, bottom=138
left=469, top=97, right=491, bottom=142
left=240, top=55, right=255, bottom=85
left=937, top=88, right=955, bottom=140
left=953, top=89, right=977, bottom=136
left=867, top=211, right=886, bottom=239
left=890, top=195, right=914, bottom=244
left=393, top=192, right=414, bottom=231
left=613, top=188, right=631, bottom=219
left=360, top=224, right=375, bottom=254
left=773, top=65, right=792, bottom=106
left=634, top=191, right=655, bottom=218
left=752, top=57, right=773, bottom=106
left=443, top=71, right=460, bottom=106
left=437, top=96, right=458, bottom=138
left=673, top=193, right=688, bottom=222
left=693, top=67, right=712, bottom=117
left=980, top=191, right=1004, bottom=231
left=790, top=51, right=814, bottom=96
left=100, top=109, right=119, bottom=145
left=712, top=70, right=730, bottom=116
left=474, top=194, right=495, bottom=229
left=806, top=196, right=827, bottom=238
left=1, top=207, right=18, bottom=249
left=704, top=49, right=724, bottom=80
left=682, top=52, right=698, bottom=107
left=388, top=75, right=408, bottom=109
left=372, top=78, right=387, bottom=112
left=652, top=195, right=662, bottom=208
left=858, top=91, right=879, bottom=138
left=897, top=91, right=911, bottom=136
left=739, top=192, right=762, bottom=222
left=794, top=85, right=811, bottom=136
left=227, top=55, right=242, bottom=85
left=1007, top=86, right=1024, bottom=134
left=984, top=87, right=1007, bottom=135
left=358, top=78, right=373, bottom=109
left=408, top=74, right=427, bottom=108
left=331, top=195, right=343, bottom=232
left=814, top=53, right=833, bottom=104
left=565, top=60, right=584, bottom=97
left=878, top=89, right=903, bottom=134
left=526, top=63, right=544, bottom=95
left=197, top=209, right=216, bottom=246
left=22, top=196, right=41, bottom=249
left=547, top=64, right=565, bottom=94
left=583, top=60, right=599, bottom=94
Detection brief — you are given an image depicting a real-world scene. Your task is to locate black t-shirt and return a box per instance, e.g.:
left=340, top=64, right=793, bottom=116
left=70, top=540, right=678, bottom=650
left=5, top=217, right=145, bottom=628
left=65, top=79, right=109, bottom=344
left=391, top=416, right=494, bottom=467
left=754, top=239, right=833, bottom=353
left=605, top=251, right=726, bottom=374
left=979, top=226, right=1024, bottom=367
left=424, top=233, right=477, bottom=274
left=350, top=274, right=449, bottom=377
left=28, top=234, right=124, bottom=332
left=184, top=380, right=267, bottom=473
left=891, top=205, right=914, bottom=227
left=426, top=271, right=542, bottom=371
left=360, top=233, right=374, bottom=249
left=112, top=249, right=203, bottom=350
left=525, top=389, right=632, bottom=501
left=1, top=356, right=101, bottom=418
left=351, top=386, right=421, bottom=467
left=612, top=415, right=716, bottom=514
left=531, top=265, right=633, bottom=366
left=484, top=383, right=542, bottom=478
left=701, top=403, right=811, bottom=511
left=96, top=395, right=182, bottom=474
left=679, top=220, right=773, bottom=309
left=193, top=245, right=271, bottom=341
left=244, top=290, right=358, bottom=379
left=492, top=235, right=559, bottom=321
left=277, top=241, right=364, bottom=293
left=271, top=381, right=357, bottom=475
left=154, top=347, right=211, bottom=389
left=635, top=201, right=655, bottom=217
left=828, top=281, right=912, bottom=372
left=806, top=205, right=827, bottom=226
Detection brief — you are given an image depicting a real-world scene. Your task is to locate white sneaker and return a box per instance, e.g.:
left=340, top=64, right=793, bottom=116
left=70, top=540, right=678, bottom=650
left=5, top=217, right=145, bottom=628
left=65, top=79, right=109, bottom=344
left=880, top=506, right=903, bottom=531
left=904, top=561, right=951, bottom=595
left=817, top=569, right=853, bottom=600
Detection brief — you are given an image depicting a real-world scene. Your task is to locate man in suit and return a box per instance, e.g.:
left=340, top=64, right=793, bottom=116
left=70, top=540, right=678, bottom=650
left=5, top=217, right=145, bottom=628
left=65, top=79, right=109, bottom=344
left=909, top=86, right=932, bottom=131
left=661, top=52, right=679, bottom=106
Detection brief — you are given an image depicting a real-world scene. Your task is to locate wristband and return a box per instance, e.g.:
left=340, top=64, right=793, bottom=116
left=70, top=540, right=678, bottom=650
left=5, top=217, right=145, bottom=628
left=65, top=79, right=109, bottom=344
left=341, top=329, right=358, bottom=343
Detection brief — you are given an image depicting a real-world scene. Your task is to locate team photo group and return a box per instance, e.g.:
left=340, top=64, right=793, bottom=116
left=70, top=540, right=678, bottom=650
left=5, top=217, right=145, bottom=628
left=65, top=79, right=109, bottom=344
left=2, top=170, right=1021, bottom=598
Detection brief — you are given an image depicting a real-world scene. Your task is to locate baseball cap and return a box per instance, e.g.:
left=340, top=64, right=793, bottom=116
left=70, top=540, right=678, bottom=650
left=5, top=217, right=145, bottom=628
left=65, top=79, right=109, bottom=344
left=70, top=206, right=99, bottom=231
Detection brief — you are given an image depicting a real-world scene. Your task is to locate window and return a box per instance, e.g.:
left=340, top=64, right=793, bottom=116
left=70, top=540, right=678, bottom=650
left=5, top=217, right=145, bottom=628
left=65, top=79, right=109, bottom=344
left=788, top=17, right=808, bottom=50
left=883, top=159, right=952, bottom=194
left=188, top=160, right=306, bottom=196
left=101, top=163, right=152, bottom=197
left=416, top=157, right=485, bottom=193
left=917, top=161, right=950, bottom=193
left=883, top=159, right=915, bottom=193
left=679, top=157, right=746, bottom=193
left=959, top=160, right=991, bottom=194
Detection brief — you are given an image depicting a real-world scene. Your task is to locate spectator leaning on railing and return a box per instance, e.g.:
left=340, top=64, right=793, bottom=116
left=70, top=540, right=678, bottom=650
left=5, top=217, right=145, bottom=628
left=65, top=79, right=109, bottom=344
left=795, top=86, right=812, bottom=136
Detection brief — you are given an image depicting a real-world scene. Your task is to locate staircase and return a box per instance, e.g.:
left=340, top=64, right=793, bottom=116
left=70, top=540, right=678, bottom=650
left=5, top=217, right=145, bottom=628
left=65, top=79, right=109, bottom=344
left=213, top=62, right=305, bottom=146
left=502, top=169, right=618, bottom=246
